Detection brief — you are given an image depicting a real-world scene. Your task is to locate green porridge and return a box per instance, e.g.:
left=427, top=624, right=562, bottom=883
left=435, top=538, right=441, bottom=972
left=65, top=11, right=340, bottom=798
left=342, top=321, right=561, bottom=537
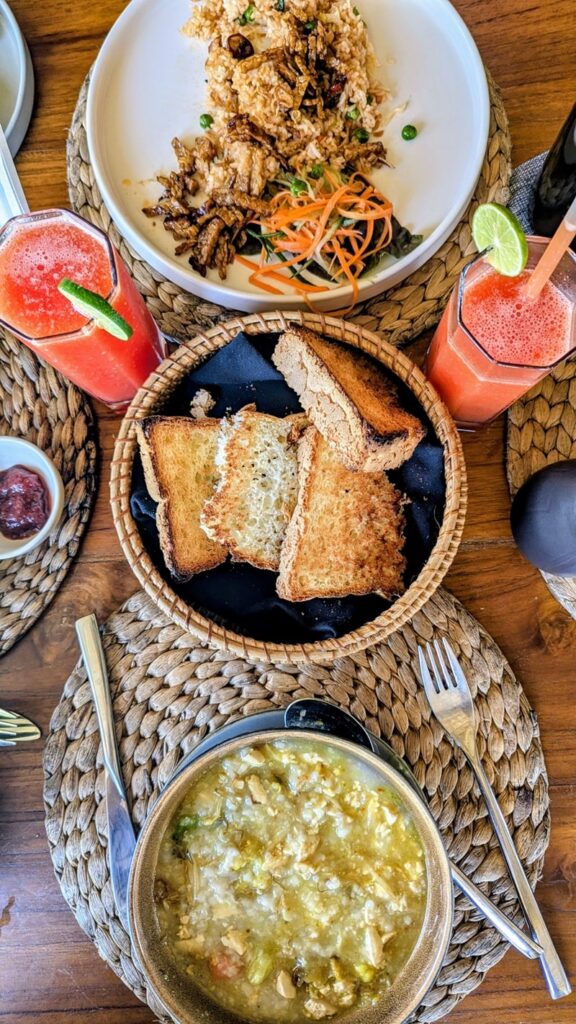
left=154, top=739, right=427, bottom=1022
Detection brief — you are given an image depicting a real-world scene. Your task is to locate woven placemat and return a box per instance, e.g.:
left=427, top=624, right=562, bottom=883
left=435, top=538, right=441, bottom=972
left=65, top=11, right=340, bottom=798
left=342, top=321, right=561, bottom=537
left=67, top=70, right=511, bottom=347
left=43, top=586, right=549, bottom=1023
left=0, top=329, right=98, bottom=656
left=507, top=357, right=576, bottom=618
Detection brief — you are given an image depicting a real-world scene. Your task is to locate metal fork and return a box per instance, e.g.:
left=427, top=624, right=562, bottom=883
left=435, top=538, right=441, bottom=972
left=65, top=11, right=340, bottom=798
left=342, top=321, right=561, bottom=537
left=418, top=639, right=571, bottom=1000
left=0, top=707, right=41, bottom=746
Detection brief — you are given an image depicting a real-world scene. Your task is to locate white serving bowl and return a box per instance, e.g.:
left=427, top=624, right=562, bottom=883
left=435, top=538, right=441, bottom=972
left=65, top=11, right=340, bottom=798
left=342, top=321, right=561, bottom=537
left=0, top=0, right=34, bottom=156
left=86, top=0, right=490, bottom=312
left=0, top=437, right=65, bottom=560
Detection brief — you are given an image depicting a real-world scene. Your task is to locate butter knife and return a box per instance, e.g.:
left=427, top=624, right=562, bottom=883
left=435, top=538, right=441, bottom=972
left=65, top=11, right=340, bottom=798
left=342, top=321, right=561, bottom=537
left=76, top=614, right=136, bottom=930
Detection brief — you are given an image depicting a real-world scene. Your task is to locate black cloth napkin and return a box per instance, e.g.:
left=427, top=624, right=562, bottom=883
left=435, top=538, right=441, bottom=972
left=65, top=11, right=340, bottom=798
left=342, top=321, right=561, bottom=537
left=130, top=331, right=446, bottom=643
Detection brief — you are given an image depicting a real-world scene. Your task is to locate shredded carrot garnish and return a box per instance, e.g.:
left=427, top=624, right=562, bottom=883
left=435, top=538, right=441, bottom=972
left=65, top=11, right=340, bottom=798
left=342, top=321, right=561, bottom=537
left=236, top=172, right=395, bottom=307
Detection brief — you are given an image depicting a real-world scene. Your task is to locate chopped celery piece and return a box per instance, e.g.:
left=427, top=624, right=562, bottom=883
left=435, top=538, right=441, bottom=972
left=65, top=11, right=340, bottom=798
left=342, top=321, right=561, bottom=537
left=355, top=962, right=376, bottom=983
left=172, top=814, right=199, bottom=842
left=247, top=950, right=273, bottom=984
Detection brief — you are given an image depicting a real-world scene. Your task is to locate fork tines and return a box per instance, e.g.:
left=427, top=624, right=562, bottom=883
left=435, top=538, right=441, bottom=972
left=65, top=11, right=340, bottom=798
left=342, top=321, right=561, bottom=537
left=418, top=638, right=473, bottom=698
left=0, top=710, right=41, bottom=744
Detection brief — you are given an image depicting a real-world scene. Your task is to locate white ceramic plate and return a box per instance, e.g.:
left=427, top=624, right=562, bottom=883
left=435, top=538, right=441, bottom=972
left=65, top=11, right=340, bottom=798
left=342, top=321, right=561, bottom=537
left=87, top=0, right=489, bottom=313
left=0, top=0, right=34, bottom=156
left=0, top=437, right=64, bottom=560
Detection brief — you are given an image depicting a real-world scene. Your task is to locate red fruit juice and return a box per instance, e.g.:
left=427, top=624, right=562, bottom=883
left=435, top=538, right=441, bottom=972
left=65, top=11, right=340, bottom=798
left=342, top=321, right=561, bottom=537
left=427, top=260, right=573, bottom=428
left=0, top=210, right=166, bottom=409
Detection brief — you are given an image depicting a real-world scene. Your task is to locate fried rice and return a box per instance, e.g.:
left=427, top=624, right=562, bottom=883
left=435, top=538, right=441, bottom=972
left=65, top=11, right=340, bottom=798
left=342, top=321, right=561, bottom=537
left=184, top=0, right=386, bottom=185
left=144, top=0, right=393, bottom=281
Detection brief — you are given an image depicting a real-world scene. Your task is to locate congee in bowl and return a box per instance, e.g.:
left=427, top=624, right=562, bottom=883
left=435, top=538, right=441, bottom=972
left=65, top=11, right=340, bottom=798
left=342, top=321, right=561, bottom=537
left=150, top=737, right=430, bottom=1022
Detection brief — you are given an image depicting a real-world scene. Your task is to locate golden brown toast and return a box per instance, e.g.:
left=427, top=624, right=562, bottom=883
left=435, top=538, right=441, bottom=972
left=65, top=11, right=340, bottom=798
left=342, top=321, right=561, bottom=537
left=277, top=427, right=406, bottom=601
left=136, top=416, right=226, bottom=580
left=273, top=327, right=426, bottom=472
left=201, top=407, right=306, bottom=571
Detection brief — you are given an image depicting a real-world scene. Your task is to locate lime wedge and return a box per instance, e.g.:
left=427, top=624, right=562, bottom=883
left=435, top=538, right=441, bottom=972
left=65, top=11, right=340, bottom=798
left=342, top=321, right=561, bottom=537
left=471, top=203, right=529, bottom=276
left=58, top=278, right=134, bottom=340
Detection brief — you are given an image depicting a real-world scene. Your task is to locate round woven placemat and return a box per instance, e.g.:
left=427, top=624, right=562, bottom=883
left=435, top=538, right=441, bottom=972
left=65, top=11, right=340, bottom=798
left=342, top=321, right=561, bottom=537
left=43, top=586, right=549, bottom=1023
left=507, top=357, right=576, bottom=619
left=0, top=328, right=98, bottom=656
left=67, top=70, right=511, bottom=347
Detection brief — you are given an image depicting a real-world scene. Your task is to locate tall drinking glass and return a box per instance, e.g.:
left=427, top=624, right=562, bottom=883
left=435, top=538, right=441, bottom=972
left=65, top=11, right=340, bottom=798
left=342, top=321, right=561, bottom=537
left=425, top=238, right=576, bottom=429
left=0, top=209, right=167, bottom=410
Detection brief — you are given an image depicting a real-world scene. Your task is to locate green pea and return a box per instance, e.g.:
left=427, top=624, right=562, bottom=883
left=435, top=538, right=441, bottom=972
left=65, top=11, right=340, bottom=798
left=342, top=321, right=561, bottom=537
left=239, top=3, right=255, bottom=24
left=199, top=113, right=214, bottom=130
left=401, top=124, right=418, bottom=141
left=346, top=107, right=360, bottom=121
left=353, top=127, right=370, bottom=143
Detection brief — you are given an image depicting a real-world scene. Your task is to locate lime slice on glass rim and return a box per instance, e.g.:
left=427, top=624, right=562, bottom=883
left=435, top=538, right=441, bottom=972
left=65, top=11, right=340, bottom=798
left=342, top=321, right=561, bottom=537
left=58, top=278, right=134, bottom=340
left=471, top=203, right=529, bottom=276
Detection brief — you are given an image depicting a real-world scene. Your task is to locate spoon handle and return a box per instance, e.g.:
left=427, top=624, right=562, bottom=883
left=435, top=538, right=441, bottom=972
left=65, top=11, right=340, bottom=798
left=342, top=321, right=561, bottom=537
left=0, top=123, right=29, bottom=225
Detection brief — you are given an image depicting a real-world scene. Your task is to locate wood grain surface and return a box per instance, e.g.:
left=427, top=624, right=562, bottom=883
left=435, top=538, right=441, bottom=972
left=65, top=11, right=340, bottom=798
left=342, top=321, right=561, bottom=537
left=1, top=1, right=575, bottom=1022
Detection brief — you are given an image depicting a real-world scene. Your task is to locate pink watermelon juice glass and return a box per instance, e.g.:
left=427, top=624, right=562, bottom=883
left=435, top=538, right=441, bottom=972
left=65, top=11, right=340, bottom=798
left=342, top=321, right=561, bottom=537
left=0, top=208, right=166, bottom=409
left=426, top=237, right=576, bottom=429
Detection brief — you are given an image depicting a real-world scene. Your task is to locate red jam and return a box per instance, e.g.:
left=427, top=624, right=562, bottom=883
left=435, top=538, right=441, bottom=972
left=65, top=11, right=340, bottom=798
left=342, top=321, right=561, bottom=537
left=0, top=465, right=50, bottom=539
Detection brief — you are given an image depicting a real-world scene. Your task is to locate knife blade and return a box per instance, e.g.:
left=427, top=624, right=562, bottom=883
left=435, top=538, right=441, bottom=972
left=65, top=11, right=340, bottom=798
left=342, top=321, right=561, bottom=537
left=105, top=773, right=137, bottom=928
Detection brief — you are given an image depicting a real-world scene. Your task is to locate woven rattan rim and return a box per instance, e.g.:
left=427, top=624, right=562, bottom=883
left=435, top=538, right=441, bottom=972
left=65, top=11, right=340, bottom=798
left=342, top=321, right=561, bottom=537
left=110, top=311, right=467, bottom=663
left=0, top=328, right=98, bottom=656
left=67, top=70, right=511, bottom=346
left=43, top=586, right=549, bottom=1023
left=506, top=356, right=576, bottom=619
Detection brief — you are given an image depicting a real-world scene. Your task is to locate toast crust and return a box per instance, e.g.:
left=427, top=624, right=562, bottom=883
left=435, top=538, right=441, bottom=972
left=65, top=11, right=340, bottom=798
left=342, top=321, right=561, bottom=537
left=136, top=416, right=226, bottom=580
left=273, top=327, right=426, bottom=472
left=277, top=427, right=407, bottom=602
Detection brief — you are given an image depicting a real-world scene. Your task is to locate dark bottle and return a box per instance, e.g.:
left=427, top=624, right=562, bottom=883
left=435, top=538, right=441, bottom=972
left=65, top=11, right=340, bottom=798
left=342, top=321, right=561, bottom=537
left=532, top=101, right=576, bottom=249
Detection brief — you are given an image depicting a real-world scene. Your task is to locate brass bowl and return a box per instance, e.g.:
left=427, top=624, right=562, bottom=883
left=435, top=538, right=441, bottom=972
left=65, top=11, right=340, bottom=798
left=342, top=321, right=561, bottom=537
left=128, top=729, right=454, bottom=1024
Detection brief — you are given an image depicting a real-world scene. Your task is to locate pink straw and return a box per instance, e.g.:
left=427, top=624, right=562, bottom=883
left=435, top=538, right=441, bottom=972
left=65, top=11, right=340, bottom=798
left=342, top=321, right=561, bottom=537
left=524, top=195, right=576, bottom=302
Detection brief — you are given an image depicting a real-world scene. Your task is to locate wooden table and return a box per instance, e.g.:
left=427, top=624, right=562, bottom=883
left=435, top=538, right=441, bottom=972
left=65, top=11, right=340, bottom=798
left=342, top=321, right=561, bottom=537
left=1, top=1, right=575, bottom=1021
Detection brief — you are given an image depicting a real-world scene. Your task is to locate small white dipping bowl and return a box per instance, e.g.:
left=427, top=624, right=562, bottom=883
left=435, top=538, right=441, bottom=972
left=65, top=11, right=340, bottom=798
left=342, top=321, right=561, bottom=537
left=0, top=437, right=65, bottom=560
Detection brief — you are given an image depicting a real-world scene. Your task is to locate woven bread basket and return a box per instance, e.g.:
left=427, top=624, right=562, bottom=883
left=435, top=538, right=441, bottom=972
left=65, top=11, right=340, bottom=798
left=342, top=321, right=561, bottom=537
left=111, top=311, right=467, bottom=663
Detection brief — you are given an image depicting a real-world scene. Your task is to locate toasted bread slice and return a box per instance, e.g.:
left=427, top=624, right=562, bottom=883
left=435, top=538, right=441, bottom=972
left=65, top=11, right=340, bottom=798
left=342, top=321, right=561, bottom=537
left=136, top=416, right=226, bottom=580
left=201, top=407, right=306, bottom=571
left=277, top=427, right=406, bottom=602
left=273, top=327, right=426, bottom=472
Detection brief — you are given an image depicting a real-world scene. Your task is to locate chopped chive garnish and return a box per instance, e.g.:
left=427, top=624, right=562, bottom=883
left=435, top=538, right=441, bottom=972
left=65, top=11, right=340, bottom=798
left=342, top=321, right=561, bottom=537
left=239, top=3, right=255, bottom=24
left=303, top=18, right=316, bottom=32
left=289, top=177, right=308, bottom=196
left=346, top=107, right=360, bottom=121
left=308, top=164, right=323, bottom=179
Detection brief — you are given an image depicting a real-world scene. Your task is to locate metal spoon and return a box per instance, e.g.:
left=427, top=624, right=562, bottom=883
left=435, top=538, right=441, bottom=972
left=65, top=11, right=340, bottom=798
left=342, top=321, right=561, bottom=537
left=0, top=121, right=28, bottom=224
